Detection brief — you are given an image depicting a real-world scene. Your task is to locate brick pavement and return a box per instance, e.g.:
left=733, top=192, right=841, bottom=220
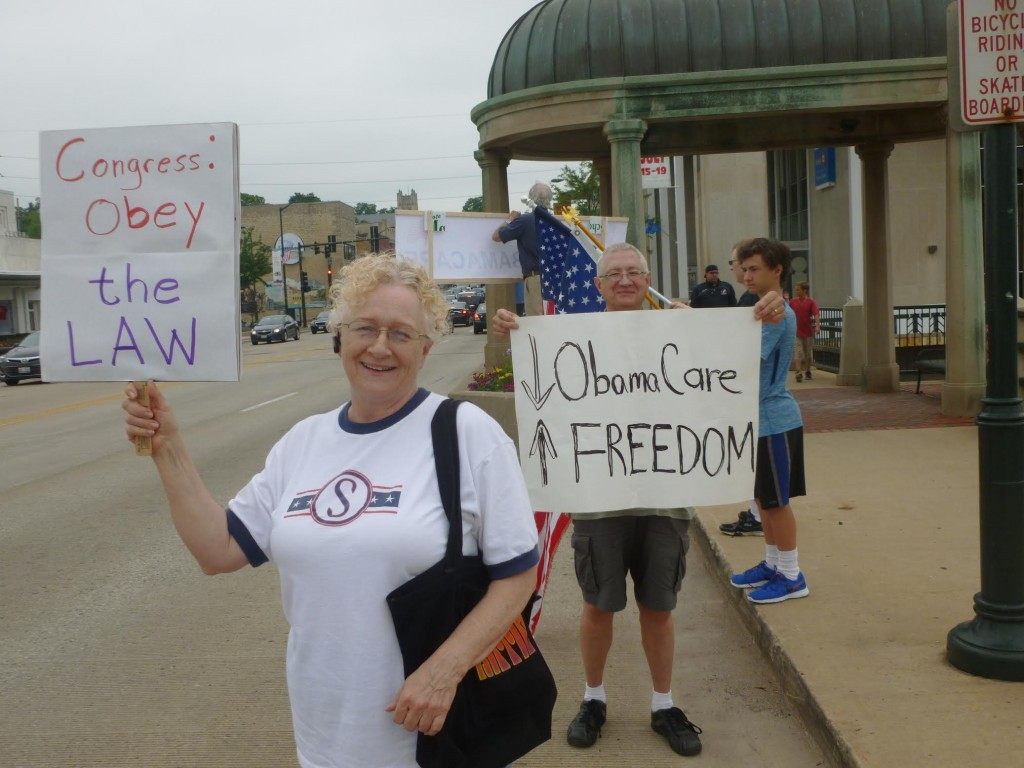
left=793, top=380, right=975, bottom=433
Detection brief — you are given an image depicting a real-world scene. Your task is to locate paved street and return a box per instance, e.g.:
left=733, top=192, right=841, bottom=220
left=0, top=326, right=824, bottom=767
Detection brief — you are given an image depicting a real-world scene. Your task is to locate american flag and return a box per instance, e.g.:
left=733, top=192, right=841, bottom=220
left=528, top=207, right=606, bottom=630
left=535, top=206, right=605, bottom=314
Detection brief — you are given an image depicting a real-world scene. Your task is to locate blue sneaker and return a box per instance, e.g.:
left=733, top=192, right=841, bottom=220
left=730, top=560, right=776, bottom=589
left=747, top=571, right=809, bottom=604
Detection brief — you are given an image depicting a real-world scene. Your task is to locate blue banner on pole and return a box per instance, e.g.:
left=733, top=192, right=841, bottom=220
left=814, top=147, right=836, bottom=190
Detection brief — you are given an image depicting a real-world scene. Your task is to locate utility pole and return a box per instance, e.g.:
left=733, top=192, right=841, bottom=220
left=278, top=203, right=293, bottom=319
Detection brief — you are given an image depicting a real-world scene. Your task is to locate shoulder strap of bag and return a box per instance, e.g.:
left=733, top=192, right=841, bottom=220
left=430, top=398, right=464, bottom=572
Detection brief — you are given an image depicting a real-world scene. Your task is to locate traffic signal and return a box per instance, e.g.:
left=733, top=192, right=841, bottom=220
left=326, top=266, right=333, bottom=286
left=300, top=271, right=310, bottom=293
left=327, top=234, right=337, bottom=255
left=370, top=225, right=380, bottom=253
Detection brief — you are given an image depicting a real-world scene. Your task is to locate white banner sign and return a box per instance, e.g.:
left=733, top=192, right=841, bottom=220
left=641, top=155, right=672, bottom=189
left=395, top=210, right=627, bottom=282
left=511, top=309, right=760, bottom=514
left=39, top=122, right=240, bottom=382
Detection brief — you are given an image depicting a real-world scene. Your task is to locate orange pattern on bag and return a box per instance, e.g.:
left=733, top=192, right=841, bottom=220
left=474, top=614, right=537, bottom=680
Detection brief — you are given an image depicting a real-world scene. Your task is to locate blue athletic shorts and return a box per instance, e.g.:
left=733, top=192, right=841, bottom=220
left=754, top=427, right=806, bottom=509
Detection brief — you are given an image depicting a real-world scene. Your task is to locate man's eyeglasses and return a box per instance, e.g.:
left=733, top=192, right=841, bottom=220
left=340, top=322, right=427, bottom=346
left=598, top=269, right=648, bottom=281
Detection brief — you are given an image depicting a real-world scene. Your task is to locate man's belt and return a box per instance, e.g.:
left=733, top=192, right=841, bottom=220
left=523, top=269, right=541, bottom=278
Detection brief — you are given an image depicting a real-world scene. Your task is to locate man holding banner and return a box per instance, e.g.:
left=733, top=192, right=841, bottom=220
left=492, top=182, right=552, bottom=316
left=494, top=243, right=786, bottom=758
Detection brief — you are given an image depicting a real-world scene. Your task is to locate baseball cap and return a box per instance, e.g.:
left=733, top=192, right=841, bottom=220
left=705, top=264, right=719, bottom=273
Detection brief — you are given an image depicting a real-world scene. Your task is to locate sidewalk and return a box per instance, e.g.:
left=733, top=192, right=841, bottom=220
left=697, top=371, right=1024, bottom=767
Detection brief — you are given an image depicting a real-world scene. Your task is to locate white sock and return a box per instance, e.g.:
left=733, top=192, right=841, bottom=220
left=584, top=683, right=606, bottom=703
left=651, top=690, right=674, bottom=713
left=777, top=548, right=800, bottom=580
left=765, top=544, right=780, bottom=570
left=749, top=502, right=761, bottom=522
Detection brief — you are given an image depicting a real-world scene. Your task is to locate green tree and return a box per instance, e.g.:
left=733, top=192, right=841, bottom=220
left=354, top=202, right=378, bottom=215
left=16, top=199, right=41, bottom=238
left=239, top=227, right=272, bottom=324
left=551, top=162, right=600, bottom=215
left=288, top=192, right=321, bottom=203
left=240, top=192, right=266, bottom=206
left=462, top=195, right=484, bottom=212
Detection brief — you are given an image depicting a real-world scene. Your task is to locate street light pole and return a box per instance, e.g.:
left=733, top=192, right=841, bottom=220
left=278, top=202, right=293, bottom=319
left=947, top=123, right=1024, bottom=680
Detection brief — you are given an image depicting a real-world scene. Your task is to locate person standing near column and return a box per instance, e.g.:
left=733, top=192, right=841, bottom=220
left=730, top=238, right=810, bottom=604
left=492, top=182, right=552, bottom=316
left=689, top=264, right=737, bottom=308
left=789, top=281, right=819, bottom=382
left=720, top=239, right=763, bottom=537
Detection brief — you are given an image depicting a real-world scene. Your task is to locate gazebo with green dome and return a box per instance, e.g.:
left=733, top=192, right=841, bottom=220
left=471, top=0, right=983, bottom=421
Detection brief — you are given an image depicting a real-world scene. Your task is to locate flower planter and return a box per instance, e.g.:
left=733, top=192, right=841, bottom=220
left=449, top=388, right=520, bottom=451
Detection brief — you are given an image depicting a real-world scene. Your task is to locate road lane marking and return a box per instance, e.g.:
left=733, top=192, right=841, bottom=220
left=0, top=383, right=181, bottom=430
left=240, top=392, right=297, bottom=412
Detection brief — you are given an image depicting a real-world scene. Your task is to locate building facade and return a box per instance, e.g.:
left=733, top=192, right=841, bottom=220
left=0, top=190, right=41, bottom=339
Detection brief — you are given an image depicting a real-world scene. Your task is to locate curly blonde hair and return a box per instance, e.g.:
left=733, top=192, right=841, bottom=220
left=326, top=252, right=451, bottom=338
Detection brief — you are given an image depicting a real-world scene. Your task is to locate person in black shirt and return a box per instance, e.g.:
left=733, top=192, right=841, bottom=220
left=689, top=264, right=737, bottom=307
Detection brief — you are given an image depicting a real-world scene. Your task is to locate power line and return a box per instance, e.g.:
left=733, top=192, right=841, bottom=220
left=0, top=166, right=564, bottom=185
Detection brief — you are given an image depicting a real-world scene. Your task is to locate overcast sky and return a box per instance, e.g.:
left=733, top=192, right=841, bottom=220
left=0, top=0, right=567, bottom=211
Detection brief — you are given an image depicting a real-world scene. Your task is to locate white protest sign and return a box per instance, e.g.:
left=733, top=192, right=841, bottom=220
left=511, top=309, right=760, bottom=514
left=395, top=210, right=628, bottom=282
left=40, top=122, right=240, bottom=382
left=959, top=0, right=1024, bottom=125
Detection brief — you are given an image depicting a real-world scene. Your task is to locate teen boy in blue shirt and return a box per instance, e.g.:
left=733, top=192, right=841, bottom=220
left=729, top=238, right=810, bottom=603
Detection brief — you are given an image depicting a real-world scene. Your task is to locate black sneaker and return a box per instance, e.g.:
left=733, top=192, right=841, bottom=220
left=651, top=707, right=702, bottom=756
left=567, top=699, right=606, bottom=748
left=806, top=370, right=813, bottom=379
left=719, top=509, right=763, bottom=536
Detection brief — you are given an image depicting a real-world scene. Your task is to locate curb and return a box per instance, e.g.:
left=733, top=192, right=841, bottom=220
left=691, top=513, right=860, bottom=768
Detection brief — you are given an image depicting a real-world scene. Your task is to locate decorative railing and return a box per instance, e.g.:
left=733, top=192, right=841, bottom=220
left=812, top=304, right=946, bottom=374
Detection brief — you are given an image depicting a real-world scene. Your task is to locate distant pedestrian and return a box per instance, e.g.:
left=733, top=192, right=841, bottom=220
left=689, top=264, right=737, bottom=308
left=789, top=281, right=819, bottom=382
left=730, top=238, right=810, bottom=604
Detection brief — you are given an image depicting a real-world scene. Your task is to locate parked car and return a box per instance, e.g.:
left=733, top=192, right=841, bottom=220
left=1, top=331, right=41, bottom=385
left=310, top=311, right=331, bottom=334
left=473, top=303, right=487, bottom=334
left=251, top=314, right=299, bottom=344
left=449, top=301, right=473, bottom=327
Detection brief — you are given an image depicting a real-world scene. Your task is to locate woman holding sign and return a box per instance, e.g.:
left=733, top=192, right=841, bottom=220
left=122, top=254, right=545, bottom=768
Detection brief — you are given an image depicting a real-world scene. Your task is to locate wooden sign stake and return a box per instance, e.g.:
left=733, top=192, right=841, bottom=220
left=133, top=380, right=153, bottom=456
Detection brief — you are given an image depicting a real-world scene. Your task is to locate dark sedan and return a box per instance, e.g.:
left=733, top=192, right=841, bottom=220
left=449, top=301, right=473, bottom=327
left=473, top=304, right=487, bottom=334
left=1, top=331, right=41, bottom=385
left=458, top=290, right=485, bottom=311
left=310, top=311, right=331, bottom=334
left=251, top=315, right=299, bottom=344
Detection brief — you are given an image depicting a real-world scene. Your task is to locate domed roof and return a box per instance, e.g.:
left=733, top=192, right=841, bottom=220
left=488, top=0, right=949, bottom=99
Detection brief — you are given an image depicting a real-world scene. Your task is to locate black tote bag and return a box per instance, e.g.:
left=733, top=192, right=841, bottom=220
left=386, top=398, right=557, bottom=768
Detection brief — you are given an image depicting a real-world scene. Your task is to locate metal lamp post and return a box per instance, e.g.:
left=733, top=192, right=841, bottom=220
left=278, top=202, right=293, bottom=318
left=947, top=123, right=1024, bottom=680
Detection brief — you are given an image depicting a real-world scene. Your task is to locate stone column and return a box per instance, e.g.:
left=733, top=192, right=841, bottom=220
left=855, top=142, right=899, bottom=392
left=942, top=128, right=986, bottom=415
left=604, top=119, right=648, bottom=250
left=593, top=156, right=613, bottom=216
left=475, top=149, right=515, bottom=368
